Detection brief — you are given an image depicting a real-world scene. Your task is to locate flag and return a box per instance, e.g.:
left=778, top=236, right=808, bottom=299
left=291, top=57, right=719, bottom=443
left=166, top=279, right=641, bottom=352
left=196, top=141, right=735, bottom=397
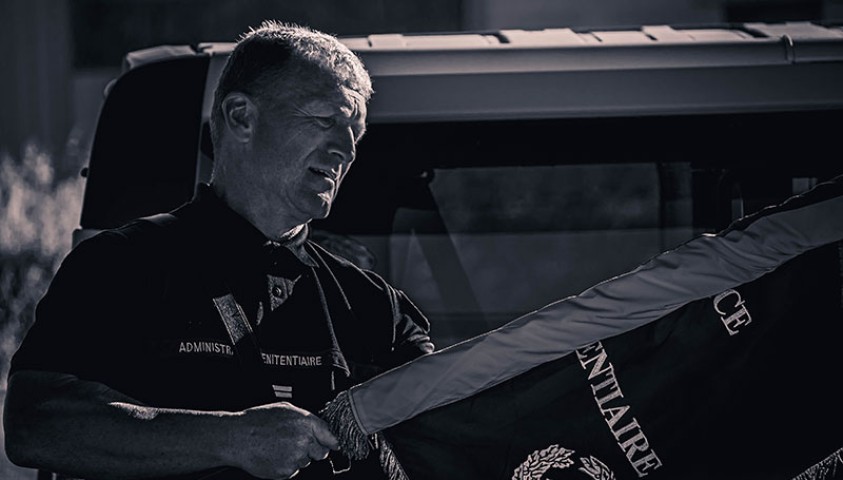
left=321, top=175, right=843, bottom=480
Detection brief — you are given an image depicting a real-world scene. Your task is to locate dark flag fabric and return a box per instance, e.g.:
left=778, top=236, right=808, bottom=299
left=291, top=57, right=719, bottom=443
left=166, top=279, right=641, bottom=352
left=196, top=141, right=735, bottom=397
left=321, top=175, right=843, bottom=480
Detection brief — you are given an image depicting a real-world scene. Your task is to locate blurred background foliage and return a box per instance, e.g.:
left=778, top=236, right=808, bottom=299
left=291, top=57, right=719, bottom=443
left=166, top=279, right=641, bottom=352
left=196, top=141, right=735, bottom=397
left=0, top=145, right=84, bottom=478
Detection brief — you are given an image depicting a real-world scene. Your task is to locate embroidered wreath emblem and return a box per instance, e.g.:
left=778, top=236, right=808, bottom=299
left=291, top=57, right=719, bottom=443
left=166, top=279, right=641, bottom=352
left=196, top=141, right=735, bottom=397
left=578, top=455, right=616, bottom=480
left=512, top=445, right=574, bottom=480
left=512, top=445, right=615, bottom=480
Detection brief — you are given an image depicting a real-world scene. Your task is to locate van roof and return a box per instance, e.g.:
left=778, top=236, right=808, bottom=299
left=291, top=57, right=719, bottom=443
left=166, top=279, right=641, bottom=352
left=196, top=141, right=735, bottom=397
left=120, top=21, right=843, bottom=121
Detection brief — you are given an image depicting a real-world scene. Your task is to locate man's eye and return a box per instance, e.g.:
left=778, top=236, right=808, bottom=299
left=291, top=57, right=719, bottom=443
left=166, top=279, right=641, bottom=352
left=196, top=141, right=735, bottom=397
left=314, top=116, right=335, bottom=128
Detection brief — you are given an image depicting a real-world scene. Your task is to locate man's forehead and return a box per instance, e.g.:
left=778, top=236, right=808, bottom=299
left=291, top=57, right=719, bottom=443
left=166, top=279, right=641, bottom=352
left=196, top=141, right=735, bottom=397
left=295, top=86, right=366, bottom=118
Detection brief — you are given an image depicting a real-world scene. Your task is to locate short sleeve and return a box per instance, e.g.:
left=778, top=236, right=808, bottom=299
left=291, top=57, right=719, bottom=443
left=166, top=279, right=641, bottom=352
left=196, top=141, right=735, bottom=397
left=391, top=287, right=434, bottom=358
left=362, top=272, right=434, bottom=369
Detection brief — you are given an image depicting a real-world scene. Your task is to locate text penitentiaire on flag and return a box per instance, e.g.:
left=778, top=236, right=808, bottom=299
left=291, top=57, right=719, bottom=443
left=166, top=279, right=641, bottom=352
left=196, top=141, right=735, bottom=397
left=322, top=175, right=843, bottom=480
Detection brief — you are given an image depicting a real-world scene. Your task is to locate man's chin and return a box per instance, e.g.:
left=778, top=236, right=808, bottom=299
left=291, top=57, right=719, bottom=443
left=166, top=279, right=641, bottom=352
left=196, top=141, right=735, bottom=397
left=307, top=198, right=333, bottom=220
left=316, top=194, right=334, bottom=214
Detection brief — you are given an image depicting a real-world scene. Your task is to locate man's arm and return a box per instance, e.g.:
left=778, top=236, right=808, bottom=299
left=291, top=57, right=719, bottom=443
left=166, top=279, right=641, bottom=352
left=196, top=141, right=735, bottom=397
left=4, top=370, right=338, bottom=480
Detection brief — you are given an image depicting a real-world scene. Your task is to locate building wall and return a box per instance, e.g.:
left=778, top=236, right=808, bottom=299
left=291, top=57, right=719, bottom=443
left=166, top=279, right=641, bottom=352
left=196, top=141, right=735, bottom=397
left=463, top=0, right=723, bottom=30
left=462, top=0, right=840, bottom=30
left=69, top=0, right=464, bottom=70
left=0, top=0, right=73, bottom=157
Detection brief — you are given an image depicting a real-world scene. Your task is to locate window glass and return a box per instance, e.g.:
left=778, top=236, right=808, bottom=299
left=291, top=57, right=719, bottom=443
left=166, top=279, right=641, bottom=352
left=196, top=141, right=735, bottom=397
left=315, top=111, right=841, bottom=348
left=383, top=163, right=694, bottom=346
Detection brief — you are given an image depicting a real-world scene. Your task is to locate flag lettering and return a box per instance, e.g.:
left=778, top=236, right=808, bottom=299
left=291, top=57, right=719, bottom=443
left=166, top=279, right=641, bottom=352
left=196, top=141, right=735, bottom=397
left=577, top=342, right=663, bottom=477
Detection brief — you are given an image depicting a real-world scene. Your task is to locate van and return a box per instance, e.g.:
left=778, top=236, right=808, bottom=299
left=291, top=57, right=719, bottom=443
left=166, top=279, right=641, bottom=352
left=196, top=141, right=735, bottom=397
left=76, top=20, right=843, bottom=348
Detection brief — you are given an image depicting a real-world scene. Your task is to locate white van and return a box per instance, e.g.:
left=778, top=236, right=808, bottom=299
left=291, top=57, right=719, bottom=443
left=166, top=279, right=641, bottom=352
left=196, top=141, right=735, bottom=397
left=77, top=20, right=843, bottom=348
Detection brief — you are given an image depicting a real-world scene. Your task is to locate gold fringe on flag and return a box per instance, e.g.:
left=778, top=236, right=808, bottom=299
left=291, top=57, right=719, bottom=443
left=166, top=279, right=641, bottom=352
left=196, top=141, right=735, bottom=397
left=321, top=390, right=412, bottom=480
left=792, top=447, right=843, bottom=480
left=320, top=390, right=372, bottom=460
left=378, top=434, right=410, bottom=480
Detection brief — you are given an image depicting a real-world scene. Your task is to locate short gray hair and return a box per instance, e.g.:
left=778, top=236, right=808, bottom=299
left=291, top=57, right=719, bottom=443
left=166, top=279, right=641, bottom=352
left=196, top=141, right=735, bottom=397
left=209, top=21, right=372, bottom=148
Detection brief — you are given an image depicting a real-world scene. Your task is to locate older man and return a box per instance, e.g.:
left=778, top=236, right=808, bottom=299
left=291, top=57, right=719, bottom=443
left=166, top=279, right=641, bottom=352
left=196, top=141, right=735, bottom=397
left=5, top=21, right=433, bottom=480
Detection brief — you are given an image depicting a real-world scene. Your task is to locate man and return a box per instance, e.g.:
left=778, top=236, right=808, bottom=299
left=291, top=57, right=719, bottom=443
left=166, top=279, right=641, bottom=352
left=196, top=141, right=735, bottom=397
left=4, top=21, right=434, bottom=480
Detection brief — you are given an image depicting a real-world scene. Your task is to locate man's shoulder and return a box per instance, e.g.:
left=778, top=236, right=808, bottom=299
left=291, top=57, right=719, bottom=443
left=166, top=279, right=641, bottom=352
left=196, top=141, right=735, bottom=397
left=306, top=237, right=434, bottom=360
left=306, top=239, right=430, bottom=323
left=72, top=208, right=201, bottom=268
left=306, top=240, right=390, bottom=292
left=108, top=212, right=182, bottom=241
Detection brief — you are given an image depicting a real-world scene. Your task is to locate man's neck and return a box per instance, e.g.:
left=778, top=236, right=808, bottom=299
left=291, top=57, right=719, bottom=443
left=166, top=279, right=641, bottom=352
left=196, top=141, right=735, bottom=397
left=276, top=224, right=306, bottom=244
left=210, top=181, right=306, bottom=243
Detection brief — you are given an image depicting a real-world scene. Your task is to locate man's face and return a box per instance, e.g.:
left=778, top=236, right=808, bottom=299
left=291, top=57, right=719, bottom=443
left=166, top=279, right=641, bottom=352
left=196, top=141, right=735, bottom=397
left=239, top=75, right=367, bottom=227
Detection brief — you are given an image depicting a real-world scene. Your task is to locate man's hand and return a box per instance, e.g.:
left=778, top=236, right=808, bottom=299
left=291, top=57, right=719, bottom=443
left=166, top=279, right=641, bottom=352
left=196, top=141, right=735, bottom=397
left=226, top=402, right=340, bottom=479
left=4, top=371, right=341, bottom=480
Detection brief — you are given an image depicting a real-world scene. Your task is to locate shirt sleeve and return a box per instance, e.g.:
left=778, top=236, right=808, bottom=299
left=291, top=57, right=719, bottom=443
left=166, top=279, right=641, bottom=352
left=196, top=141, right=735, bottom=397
left=390, top=286, right=435, bottom=361
left=10, top=231, right=147, bottom=382
left=358, top=271, right=434, bottom=370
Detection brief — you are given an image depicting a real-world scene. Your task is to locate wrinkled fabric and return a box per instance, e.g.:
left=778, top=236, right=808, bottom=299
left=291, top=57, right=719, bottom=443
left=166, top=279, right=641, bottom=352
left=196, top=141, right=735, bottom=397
left=348, top=176, right=843, bottom=436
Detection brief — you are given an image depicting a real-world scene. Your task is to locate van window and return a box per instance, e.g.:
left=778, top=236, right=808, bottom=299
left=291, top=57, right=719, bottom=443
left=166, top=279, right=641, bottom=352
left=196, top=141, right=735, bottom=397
left=313, top=112, right=840, bottom=347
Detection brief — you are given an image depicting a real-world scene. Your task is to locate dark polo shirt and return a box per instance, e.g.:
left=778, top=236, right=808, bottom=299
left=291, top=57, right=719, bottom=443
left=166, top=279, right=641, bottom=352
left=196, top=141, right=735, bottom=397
left=11, top=184, right=434, bottom=479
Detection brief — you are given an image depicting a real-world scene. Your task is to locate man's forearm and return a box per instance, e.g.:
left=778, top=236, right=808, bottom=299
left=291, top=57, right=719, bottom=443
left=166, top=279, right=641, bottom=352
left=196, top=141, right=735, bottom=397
left=4, top=370, right=239, bottom=479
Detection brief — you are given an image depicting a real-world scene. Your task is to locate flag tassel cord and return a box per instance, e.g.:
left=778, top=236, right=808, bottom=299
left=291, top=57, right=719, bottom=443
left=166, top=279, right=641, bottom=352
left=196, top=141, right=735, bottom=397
left=792, top=447, right=843, bottom=480
left=321, top=390, right=371, bottom=460
left=321, top=390, right=411, bottom=480
left=378, top=435, right=411, bottom=480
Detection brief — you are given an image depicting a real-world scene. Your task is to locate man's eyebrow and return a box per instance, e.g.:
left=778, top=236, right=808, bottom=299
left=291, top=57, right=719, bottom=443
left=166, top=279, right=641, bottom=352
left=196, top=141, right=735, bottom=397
left=301, top=98, right=356, bottom=119
left=344, top=89, right=367, bottom=116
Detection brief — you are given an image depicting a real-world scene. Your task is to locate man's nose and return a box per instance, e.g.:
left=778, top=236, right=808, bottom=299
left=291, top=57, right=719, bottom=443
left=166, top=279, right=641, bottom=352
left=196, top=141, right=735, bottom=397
left=327, top=128, right=356, bottom=164
left=327, top=145, right=352, bottom=163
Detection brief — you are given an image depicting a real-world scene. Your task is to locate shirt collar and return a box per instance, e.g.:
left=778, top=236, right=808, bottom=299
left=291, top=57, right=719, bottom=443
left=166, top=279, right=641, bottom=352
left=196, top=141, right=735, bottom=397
left=192, top=184, right=318, bottom=268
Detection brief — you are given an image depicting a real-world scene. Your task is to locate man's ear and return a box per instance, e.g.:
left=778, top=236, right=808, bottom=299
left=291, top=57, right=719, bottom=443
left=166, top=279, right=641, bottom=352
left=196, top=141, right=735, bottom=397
left=221, top=92, right=257, bottom=143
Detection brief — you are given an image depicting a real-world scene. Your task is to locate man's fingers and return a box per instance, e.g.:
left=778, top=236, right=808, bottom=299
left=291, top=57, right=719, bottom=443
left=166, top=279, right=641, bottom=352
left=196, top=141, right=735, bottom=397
left=309, top=417, right=340, bottom=450
left=307, top=441, right=330, bottom=461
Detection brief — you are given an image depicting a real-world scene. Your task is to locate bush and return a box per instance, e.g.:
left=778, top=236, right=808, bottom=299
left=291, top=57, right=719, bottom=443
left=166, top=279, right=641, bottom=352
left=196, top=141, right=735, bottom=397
left=0, top=143, right=85, bottom=478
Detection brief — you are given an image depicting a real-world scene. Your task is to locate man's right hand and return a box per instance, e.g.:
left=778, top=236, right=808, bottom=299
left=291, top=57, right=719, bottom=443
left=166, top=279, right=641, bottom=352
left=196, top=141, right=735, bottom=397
left=225, top=402, right=340, bottom=479
left=4, top=371, right=341, bottom=480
